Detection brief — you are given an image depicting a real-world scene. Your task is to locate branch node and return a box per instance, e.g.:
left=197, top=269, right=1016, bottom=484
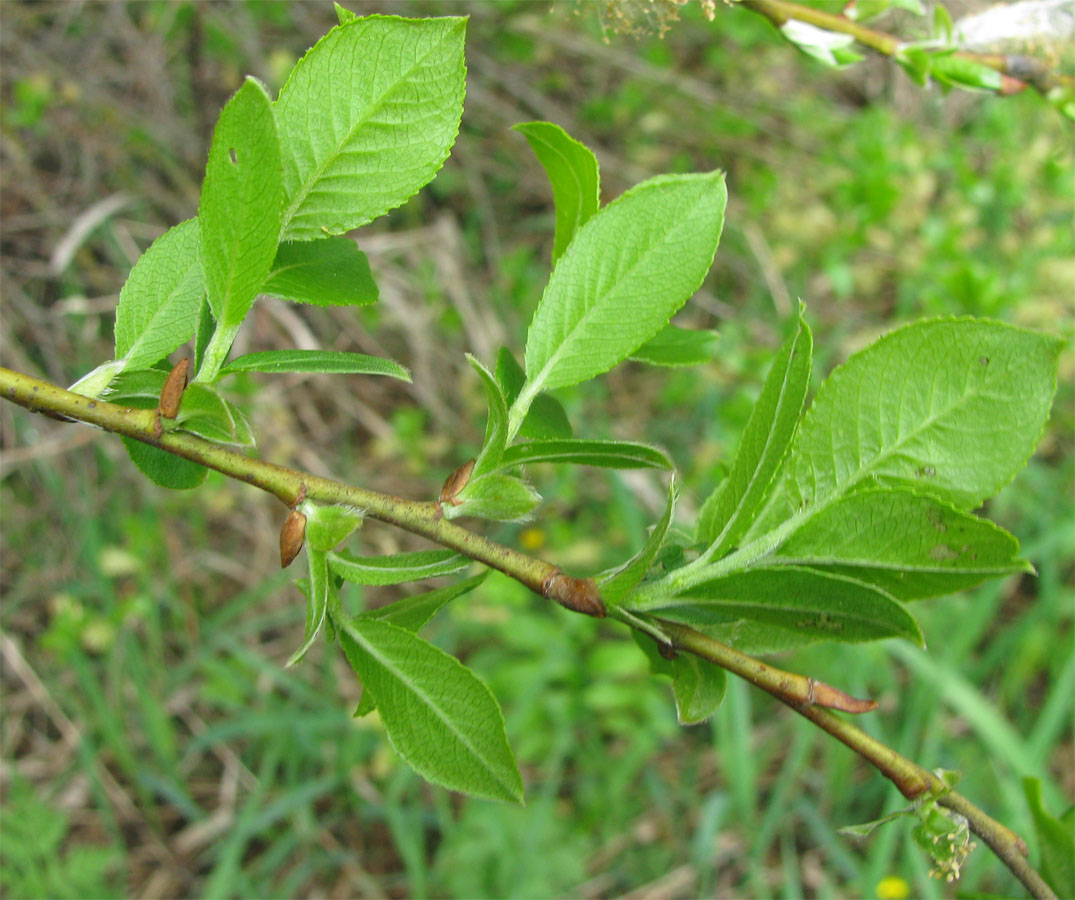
left=542, top=570, right=606, bottom=618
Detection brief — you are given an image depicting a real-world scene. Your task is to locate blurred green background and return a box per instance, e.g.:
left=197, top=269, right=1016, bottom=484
left=1, top=1, right=1071, bottom=898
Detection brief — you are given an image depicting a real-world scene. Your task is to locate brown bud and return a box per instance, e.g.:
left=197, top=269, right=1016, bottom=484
left=439, top=457, right=476, bottom=507
left=542, top=570, right=606, bottom=618
left=158, top=358, right=190, bottom=419
left=279, top=509, right=307, bottom=568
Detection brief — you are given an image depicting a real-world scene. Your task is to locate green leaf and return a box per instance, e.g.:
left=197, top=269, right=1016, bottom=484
left=198, top=77, right=283, bottom=327
left=785, top=318, right=1063, bottom=513
left=513, top=121, right=600, bottom=263
left=768, top=488, right=1031, bottom=600
left=114, top=218, right=204, bottom=372
left=104, top=367, right=169, bottom=403
left=332, top=606, right=524, bottom=803
left=932, top=2, right=954, bottom=41
left=275, top=15, right=466, bottom=241
left=632, top=630, right=726, bottom=724
left=494, top=348, right=572, bottom=439
left=170, top=383, right=253, bottom=446
left=1023, top=777, right=1075, bottom=899
left=629, top=324, right=720, bottom=367
left=500, top=439, right=673, bottom=471
left=329, top=549, right=469, bottom=586
left=601, top=477, right=678, bottom=605
left=896, top=46, right=933, bottom=86
left=930, top=54, right=1003, bottom=92
left=287, top=548, right=330, bottom=667
left=264, top=238, right=378, bottom=307
left=301, top=503, right=364, bottom=552
left=334, top=2, right=357, bottom=25
left=466, top=354, right=508, bottom=479
left=446, top=473, right=541, bottom=522
left=633, top=566, right=923, bottom=650
left=517, top=172, right=726, bottom=426
left=698, top=313, right=811, bottom=557
left=354, top=571, right=489, bottom=716
left=780, top=20, right=864, bottom=68
left=121, top=438, right=208, bottom=490
left=192, top=295, right=215, bottom=377
left=219, top=350, right=410, bottom=380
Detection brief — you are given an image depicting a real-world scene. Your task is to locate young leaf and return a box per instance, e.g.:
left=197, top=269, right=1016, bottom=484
left=785, top=318, right=1063, bottom=513
left=332, top=606, right=524, bottom=803
left=192, top=296, right=215, bottom=377
left=121, top=438, right=208, bottom=490
left=354, top=571, right=489, bottom=716
left=633, top=566, right=923, bottom=647
left=445, top=473, right=541, bottom=522
left=1023, top=777, right=1075, bottom=899
left=198, top=77, right=283, bottom=327
left=697, top=314, right=812, bottom=557
left=500, top=439, right=673, bottom=471
left=629, top=324, right=720, bottom=367
left=466, top=354, right=508, bottom=479
left=513, top=121, right=600, bottom=263
left=601, top=477, right=678, bottom=605
left=329, top=549, right=469, bottom=586
left=170, top=383, right=252, bottom=446
left=264, top=239, right=378, bottom=307
left=633, top=631, right=726, bottom=724
left=113, top=218, right=204, bottom=373
left=768, top=488, right=1031, bottom=600
left=287, top=548, right=330, bottom=667
left=516, top=171, right=726, bottom=425
left=275, top=15, right=466, bottom=241
left=495, top=348, right=572, bottom=439
left=219, top=350, right=410, bottom=381
left=930, top=54, right=1003, bottom=92
left=301, top=503, right=364, bottom=552
left=780, top=20, right=864, bottom=68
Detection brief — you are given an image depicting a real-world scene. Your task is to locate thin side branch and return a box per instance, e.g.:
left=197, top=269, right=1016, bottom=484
left=0, top=364, right=1054, bottom=898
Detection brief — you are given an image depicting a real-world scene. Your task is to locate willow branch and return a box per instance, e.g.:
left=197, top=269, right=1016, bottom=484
left=657, top=619, right=1055, bottom=900
left=0, top=364, right=1053, bottom=898
left=738, top=0, right=1074, bottom=96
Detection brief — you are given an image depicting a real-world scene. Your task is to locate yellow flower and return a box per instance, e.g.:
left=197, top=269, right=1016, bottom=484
left=876, top=876, right=911, bottom=900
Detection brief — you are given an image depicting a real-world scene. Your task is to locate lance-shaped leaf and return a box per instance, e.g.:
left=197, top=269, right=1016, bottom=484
left=199, top=77, right=282, bottom=327
left=114, top=218, right=204, bottom=373
left=768, top=488, right=1030, bottom=600
left=219, top=350, right=410, bottom=381
left=516, top=171, right=726, bottom=422
left=332, top=605, right=524, bottom=803
left=287, top=548, right=330, bottom=667
left=632, top=630, right=726, bottom=725
left=467, top=355, right=508, bottom=479
left=354, top=571, right=489, bottom=716
left=495, top=348, right=572, bottom=440
left=446, top=473, right=542, bottom=522
left=601, top=477, right=678, bottom=606
left=513, top=121, right=600, bottom=263
left=330, top=549, right=469, bottom=586
left=500, top=439, right=672, bottom=471
left=193, top=296, right=214, bottom=376
left=633, top=566, right=923, bottom=647
left=698, top=313, right=811, bottom=556
left=1023, top=777, right=1075, bottom=899
left=275, top=15, right=466, bottom=241
left=264, top=238, right=378, bottom=307
left=785, top=318, right=1063, bottom=513
left=629, top=324, right=720, bottom=368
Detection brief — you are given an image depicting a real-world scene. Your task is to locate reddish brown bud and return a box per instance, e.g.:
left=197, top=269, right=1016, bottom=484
left=439, top=457, right=476, bottom=507
left=542, top=570, right=606, bottom=618
left=279, top=509, right=307, bottom=568
left=158, top=358, right=190, bottom=419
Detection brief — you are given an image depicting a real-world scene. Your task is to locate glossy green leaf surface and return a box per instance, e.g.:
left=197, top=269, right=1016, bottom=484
left=500, top=439, right=673, bottom=471
left=333, top=608, right=524, bottom=803
left=633, top=632, right=726, bottom=725
left=219, top=350, right=410, bottom=380
left=121, top=438, right=207, bottom=490
left=768, top=488, right=1030, bottom=600
left=264, top=239, right=378, bottom=307
left=198, top=77, right=282, bottom=327
left=519, top=171, right=726, bottom=409
left=275, top=15, right=466, bottom=240
left=697, top=313, right=811, bottom=556
left=629, top=324, right=720, bottom=367
left=114, top=218, right=204, bottom=372
left=513, top=121, right=600, bottom=262
left=329, top=549, right=469, bottom=586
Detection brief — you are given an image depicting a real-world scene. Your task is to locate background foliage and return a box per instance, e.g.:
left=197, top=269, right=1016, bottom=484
left=1, top=1, right=1071, bottom=897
